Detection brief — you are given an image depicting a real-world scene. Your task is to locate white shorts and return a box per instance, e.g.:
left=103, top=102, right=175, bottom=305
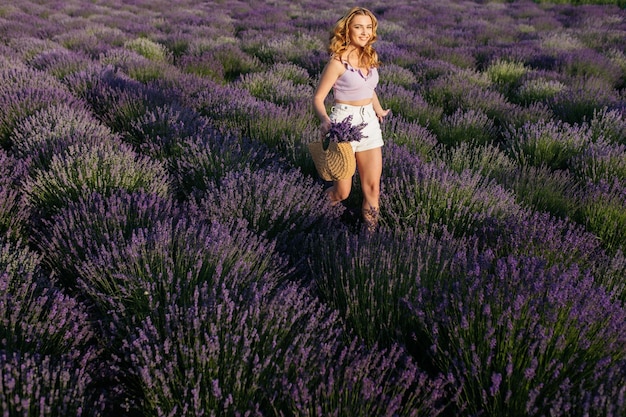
left=329, top=103, right=384, bottom=153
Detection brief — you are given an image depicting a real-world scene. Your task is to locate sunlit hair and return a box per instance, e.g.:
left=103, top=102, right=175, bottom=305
left=329, top=7, right=380, bottom=68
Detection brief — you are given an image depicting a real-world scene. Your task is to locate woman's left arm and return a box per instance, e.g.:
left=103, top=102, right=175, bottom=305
left=372, top=91, right=390, bottom=122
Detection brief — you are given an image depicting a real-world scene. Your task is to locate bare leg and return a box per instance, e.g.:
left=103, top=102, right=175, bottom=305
left=355, top=147, right=382, bottom=231
left=325, top=177, right=352, bottom=205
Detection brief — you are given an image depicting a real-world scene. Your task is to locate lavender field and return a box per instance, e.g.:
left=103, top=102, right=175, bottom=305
left=1, top=0, right=626, bottom=415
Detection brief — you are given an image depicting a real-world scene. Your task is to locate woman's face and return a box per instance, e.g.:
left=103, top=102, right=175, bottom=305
left=348, top=14, right=373, bottom=48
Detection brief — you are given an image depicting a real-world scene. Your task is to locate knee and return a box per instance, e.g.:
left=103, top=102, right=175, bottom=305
left=326, top=184, right=351, bottom=203
left=335, top=188, right=351, bottom=202
left=362, top=182, right=380, bottom=199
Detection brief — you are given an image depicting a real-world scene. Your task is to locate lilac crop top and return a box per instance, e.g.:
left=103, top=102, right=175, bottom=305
left=333, top=60, right=379, bottom=102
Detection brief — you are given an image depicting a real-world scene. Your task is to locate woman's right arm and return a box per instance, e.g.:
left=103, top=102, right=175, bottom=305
left=313, top=58, right=344, bottom=135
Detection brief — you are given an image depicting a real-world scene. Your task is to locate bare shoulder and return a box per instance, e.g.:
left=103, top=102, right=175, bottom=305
left=325, top=55, right=346, bottom=74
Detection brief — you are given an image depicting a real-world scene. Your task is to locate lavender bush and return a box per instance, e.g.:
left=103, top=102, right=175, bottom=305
left=411, top=253, right=626, bottom=416
left=0, top=349, right=105, bottom=417
left=125, top=103, right=213, bottom=160
left=0, top=64, right=85, bottom=148
left=435, top=141, right=516, bottom=179
left=123, top=37, right=172, bottom=63
left=185, top=74, right=314, bottom=160
left=379, top=62, right=419, bottom=89
left=184, top=77, right=266, bottom=130
left=505, top=118, right=592, bottom=170
left=23, top=141, right=171, bottom=217
left=62, top=63, right=173, bottom=141
left=571, top=138, right=626, bottom=184
left=238, top=62, right=313, bottom=106
left=0, top=151, right=29, bottom=242
left=28, top=47, right=91, bottom=79
left=35, top=189, right=179, bottom=285
left=171, top=134, right=279, bottom=199
left=196, top=165, right=343, bottom=255
left=576, top=178, right=626, bottom=254
left=503, top=164, right=581, bottom=218
left=279, top=333, right=451, bottom=417
left=589, top=106, right=626, bottom=145
left=75, top=217, right=294, bottom=413
left=177, top=50, right=226, bottom=81
left=424, top=68, right=492, bottom=115
left=559, top=48, right=624, bottom=88
left=516, top=75, right=566, bottom=104
left=179, top=43, right=263, bottom=82
left=382, top=143, right=521, bottom=239
left=9, top=103, right=118, bottom=174
left=126, top=278, right=447, bottom=416
left=240, top=29, right=324, bottom=68
left=75, top=216, right=287, bottom=335
left=382, top=114, right=439, bottom=159
left=486, top=59, right=528, bottom=99
left=0, top=238, right=104, bottom=415
left=55, top=27, right=121, bottom=59
left=307, top=226, right=468, bottom=349
left=378, top=81, right=442, bottom=128
left=550, top=76, right=622, bottom=123
left=500, top=209, right=626, bottom=303
left=0, top=184, right=27, bottom=244
left=6, top=37, right=59, bottom=62
left=0, top=238, right=95, bottom=356
left=437, top=108, right=497, bottom=146
left=491, top=207, right=612, bottom=274
left=101, top=47, right=178, bottom=84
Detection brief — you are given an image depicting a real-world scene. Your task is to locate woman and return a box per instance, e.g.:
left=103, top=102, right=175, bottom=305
left=313, top=6, right=390, bottom=232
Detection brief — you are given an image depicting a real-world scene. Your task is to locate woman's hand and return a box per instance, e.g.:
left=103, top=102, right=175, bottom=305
left=320, top=118, right=331, bottom=136
left=376, top=108, right=391, bottom=123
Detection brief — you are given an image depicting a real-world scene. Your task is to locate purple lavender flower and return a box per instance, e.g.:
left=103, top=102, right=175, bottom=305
left=381, top=144, right=520, bottom=238
left=127, top=103, right=212, bottom=159
left=590, top=106, right=626, bottom=145
left=124, top=277, right=448, bottom=417
left=326, top=115, right=366, bottom=143
left=438, top=108, right=497, bottom=146
left=504, top=118, right=592, bottom=170
left=571, top=138, right=626, bottom=185
left=382, top=114, right=438, bottom=158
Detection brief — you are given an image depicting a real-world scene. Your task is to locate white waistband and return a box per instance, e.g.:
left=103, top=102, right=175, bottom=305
left=333, top=103, right=374, bottom=111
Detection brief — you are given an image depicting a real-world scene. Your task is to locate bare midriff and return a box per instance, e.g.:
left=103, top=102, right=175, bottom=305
left=335, top=98, right=373, bottom=107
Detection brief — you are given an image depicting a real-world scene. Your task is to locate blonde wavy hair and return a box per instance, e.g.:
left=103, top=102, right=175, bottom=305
left=329, top=7, right=380, bottom=68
